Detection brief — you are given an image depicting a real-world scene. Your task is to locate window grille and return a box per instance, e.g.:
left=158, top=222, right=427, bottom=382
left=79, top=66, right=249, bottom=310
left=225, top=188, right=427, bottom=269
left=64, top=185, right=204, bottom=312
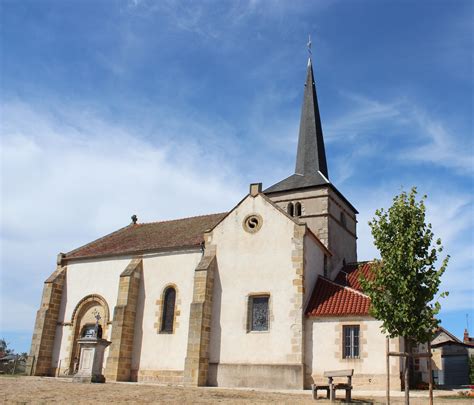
left=250, top=296, right=269, bottom=331
left=343, top=325, right=360, bottom=358
left=161, top=287, right=176, bottom=333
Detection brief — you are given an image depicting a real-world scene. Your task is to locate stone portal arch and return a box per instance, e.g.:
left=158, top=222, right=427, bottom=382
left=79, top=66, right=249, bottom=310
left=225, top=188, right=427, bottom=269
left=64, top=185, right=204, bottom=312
left=67, top=294, right=110, bottom=373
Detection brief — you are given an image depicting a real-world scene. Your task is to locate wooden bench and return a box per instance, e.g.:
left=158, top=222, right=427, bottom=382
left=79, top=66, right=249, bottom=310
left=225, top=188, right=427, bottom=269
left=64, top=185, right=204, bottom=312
left=311, top=369, right=354, bottom=402
left=311, top=383, right=330, bottom=400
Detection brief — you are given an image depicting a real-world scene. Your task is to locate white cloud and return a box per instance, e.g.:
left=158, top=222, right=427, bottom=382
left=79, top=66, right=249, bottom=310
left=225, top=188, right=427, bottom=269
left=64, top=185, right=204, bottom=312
left=325, top=92, right=473, bottom=177
left=403, top=109, right=474, bottom=175
left=325, top=92, right=403, bottom=141
left=0, top=100, right=244, bottom=331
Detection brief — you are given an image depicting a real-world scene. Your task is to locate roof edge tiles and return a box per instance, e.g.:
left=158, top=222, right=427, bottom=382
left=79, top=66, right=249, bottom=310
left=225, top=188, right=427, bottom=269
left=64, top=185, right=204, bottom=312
left=64, top=244, right=204, bottom=262
left=305, top=273, right=371, bottom=318
left=65, top=212, right=227, bottom=261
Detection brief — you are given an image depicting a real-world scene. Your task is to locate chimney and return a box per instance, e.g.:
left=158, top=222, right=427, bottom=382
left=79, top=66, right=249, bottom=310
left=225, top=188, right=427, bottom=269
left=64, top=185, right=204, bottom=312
left=464, top=329, right=469, bottom=343
left=57, top=252, right=65, bottom=266
left=249, top=183, right=262, bottom=197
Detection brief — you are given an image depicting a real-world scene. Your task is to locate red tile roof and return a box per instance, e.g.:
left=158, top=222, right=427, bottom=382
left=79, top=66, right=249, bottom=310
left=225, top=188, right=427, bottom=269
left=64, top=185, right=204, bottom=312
left=306, top=262, right=375, bottom=317
left=65, top=213, right=227, bottom=260
left=306, top=276, right=371, bottom=317
left=334, top=261, right=374, bottom=291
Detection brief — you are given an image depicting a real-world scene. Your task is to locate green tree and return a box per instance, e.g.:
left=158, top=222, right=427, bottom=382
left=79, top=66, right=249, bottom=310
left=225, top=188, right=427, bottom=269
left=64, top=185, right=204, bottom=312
left=0, top=338, right=13, bottom=356
left=361, top=188, right=449, bottom=404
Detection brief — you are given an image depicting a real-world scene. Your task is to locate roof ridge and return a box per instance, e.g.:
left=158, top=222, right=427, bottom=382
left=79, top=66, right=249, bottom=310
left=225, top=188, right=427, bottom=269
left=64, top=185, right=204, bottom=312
left=437, top=326, right=463, bottom=344
left=322, top=276, right=369, bottom=298
left=138, top=212, right=227, bottom=226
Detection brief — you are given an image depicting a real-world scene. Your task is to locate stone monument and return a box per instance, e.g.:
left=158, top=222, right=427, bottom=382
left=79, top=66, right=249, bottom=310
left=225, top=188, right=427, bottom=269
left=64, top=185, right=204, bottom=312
left=73, top=311, right=111, bottom=383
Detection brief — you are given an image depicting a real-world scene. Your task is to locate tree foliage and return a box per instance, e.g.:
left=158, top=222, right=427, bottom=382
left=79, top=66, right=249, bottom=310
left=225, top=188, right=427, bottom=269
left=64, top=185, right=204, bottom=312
left=0, top=338, right=12, bottom=356
left=360, top=187, right=449, bottom=343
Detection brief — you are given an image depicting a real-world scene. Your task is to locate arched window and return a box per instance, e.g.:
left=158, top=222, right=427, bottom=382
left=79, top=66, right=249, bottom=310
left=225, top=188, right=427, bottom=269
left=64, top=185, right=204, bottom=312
left=295, top=202, right=302, bottom=217
left=287, top=202, right=294, bottom=217
left=161, top=287, right=176, bottom=333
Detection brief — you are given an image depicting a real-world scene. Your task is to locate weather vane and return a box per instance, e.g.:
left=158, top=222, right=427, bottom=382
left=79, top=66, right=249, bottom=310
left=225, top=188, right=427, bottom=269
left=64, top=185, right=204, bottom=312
left=307, top=34, right=312, bottom=56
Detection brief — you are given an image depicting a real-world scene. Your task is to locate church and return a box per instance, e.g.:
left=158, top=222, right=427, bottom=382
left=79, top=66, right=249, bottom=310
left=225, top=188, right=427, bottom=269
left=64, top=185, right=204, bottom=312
left=27, top=57, right=403, bottom=390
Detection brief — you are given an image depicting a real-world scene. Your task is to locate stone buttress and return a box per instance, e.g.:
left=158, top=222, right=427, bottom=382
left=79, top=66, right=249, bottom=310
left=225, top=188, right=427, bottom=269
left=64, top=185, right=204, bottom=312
left=104, top=257, right=142, bottom=381
left=183, top=245, right=217, bottom=386
left=26, top=265, right=66, bottom=376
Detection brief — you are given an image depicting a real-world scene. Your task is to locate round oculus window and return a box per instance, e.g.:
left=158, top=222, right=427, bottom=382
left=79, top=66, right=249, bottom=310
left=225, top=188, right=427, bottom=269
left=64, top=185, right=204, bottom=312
left=243, top=214, right=263, bottom=233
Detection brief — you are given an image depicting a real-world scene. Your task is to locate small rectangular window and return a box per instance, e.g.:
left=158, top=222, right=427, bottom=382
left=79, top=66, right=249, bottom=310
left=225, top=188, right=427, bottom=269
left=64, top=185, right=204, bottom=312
left=343, top=325, right=360, bottom=358
left=249, top=295, right=269, bottom=331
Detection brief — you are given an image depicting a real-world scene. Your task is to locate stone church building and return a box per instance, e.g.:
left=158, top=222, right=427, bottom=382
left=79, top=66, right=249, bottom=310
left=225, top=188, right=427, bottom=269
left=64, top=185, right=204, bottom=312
left=28, top=58, right=403, bottom=390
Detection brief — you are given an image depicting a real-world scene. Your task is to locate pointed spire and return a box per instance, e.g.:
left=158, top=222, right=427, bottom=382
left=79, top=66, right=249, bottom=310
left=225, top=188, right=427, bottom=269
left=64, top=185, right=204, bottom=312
left=295, top=57, right=329, bottom=178
left=264, top=52, right=336, bottom=196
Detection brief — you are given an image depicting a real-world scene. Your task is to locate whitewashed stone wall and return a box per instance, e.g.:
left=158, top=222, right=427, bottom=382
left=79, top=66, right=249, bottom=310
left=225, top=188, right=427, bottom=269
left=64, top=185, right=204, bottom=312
left=131, top=250, right=201, bottom=381
left=203, top=194, right=326, bottom=388
left=305, top=316, right=402, bottom=390
left=52, top=257, right=132, bottom=373
left=51, top=251, right=201, bottom=381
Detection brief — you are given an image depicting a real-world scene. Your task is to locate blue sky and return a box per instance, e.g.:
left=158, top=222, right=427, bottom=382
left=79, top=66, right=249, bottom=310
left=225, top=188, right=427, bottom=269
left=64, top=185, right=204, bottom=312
left=1, top=0, right=472, bottom=353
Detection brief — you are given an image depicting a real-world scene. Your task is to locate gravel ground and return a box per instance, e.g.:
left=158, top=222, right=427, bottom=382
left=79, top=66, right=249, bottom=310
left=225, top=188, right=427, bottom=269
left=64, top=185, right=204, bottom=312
left=1, top=376, right=472, bottom=404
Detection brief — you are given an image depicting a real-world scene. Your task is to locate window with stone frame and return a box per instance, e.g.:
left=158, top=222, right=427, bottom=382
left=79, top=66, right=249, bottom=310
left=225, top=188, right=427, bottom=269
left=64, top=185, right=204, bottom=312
left=343, top=325, right=360, bottom=358
left=161, top=287, right=176, bottom=333
left=248, top=295, right=269, bottom=332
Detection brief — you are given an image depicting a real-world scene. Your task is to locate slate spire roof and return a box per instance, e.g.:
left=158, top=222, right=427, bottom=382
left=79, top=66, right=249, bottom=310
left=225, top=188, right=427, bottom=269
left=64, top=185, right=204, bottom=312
left=296, top=57, right=328, bottom=178
left=264, top=57, right=330, bottom=194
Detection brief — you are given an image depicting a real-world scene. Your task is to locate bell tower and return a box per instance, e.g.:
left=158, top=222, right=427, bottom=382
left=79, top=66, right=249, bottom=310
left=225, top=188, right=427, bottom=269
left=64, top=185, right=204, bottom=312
left=264, top=57, right=357, bottom=276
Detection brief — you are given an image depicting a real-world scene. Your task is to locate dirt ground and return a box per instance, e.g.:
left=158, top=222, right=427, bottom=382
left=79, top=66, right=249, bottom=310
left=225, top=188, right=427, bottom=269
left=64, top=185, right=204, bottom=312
left=1, top=376, right=472, bottom=404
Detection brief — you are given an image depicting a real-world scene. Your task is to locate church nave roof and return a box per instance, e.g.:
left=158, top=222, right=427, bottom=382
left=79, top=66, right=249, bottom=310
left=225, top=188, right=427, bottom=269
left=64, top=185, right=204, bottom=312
left=65, top=212, right=227, bottom=261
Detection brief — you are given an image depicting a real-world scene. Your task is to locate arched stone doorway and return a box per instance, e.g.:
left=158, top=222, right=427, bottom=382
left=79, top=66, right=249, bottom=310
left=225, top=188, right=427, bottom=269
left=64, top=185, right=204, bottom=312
left=67, top=294, right=110, bottom=373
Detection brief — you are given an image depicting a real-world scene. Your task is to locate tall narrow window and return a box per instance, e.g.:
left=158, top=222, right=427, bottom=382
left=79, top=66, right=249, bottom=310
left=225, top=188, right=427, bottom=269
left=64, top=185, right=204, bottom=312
left=287, top=203, right=294, bottom=217
left=295, top=202, right=302, bottom=217
left=249, top=295, right=269, bottom=331
left=161, top=287, right=176, bottom=333
left=340, top=212, right=347, bottom=228
left=323, top=255, right=328, bottom=278
left=343, top=325, right=360, bottom=358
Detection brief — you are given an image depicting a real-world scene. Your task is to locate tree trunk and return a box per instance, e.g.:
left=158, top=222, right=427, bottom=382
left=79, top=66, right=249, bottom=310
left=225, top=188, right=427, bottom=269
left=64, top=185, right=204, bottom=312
left=386, top=336, right=390, bottom=405
left=404, top=337, right=410, bottom=405
left=428, top=340, right=433, bottom=405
